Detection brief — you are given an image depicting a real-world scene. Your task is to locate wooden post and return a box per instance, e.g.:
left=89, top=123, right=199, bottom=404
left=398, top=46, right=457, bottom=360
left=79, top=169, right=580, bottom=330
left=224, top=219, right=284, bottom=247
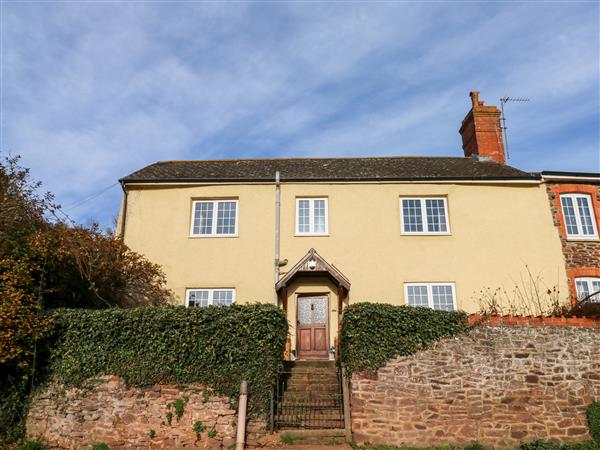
left=341, top=367, right=352, bottom=442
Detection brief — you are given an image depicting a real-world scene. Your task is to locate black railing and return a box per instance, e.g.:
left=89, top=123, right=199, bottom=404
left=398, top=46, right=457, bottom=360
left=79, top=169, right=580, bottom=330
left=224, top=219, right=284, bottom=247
left=270, top=364, right=345, bottom=430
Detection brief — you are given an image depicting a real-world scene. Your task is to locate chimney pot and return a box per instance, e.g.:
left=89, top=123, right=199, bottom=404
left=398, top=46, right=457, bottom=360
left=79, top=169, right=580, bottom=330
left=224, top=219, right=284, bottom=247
left=459, top=91, right=506, bottom=164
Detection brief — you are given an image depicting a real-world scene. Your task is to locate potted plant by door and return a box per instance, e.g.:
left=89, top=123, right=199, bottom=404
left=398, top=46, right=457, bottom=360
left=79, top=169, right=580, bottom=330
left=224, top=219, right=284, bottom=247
left=328, top=346, right=335, bottom=361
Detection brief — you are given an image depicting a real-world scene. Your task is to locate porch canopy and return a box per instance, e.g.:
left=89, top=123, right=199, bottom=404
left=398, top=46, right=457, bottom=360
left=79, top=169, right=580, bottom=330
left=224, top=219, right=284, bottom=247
left=275, top=248, right=350, bottom=310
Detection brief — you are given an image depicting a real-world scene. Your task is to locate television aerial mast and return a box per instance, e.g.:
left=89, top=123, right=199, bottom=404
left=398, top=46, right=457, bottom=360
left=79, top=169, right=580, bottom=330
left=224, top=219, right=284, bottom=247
left=499, top=96, right=530, bottom=160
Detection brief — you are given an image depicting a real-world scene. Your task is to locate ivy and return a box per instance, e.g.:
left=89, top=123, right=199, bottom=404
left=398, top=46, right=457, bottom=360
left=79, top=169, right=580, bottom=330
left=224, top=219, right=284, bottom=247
left=340, top=303, right=470, bottom=374
left=43, top=304, right=288, bottom=415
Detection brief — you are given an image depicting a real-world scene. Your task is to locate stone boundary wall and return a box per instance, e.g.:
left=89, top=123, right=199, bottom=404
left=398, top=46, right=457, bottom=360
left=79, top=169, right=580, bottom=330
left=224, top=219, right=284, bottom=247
left=26, top=376, right=267, bottom=449
left=351, top=326, right=600, bottom=448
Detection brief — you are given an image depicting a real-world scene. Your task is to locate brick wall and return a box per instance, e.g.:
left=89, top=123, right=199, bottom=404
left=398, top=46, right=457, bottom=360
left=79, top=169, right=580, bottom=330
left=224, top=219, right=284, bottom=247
left=26, top=376, right=241, bottom=449
left=546, top=183, right=600, bottom=301
left=351, top=326, right=600, bottom=448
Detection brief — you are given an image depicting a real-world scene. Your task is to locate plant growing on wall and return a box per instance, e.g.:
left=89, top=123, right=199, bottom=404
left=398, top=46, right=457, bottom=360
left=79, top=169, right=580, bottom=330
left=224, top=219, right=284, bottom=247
left=339, top=303, right=469, bottom=374
left=44, top=304, right=288, bottom=415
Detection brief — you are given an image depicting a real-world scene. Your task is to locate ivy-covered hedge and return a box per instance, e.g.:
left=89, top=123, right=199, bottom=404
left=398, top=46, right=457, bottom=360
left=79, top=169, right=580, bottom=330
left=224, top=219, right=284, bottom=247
left=43, top=304, right=288, bottom=414
left=339, top=303, right=470, bottom=374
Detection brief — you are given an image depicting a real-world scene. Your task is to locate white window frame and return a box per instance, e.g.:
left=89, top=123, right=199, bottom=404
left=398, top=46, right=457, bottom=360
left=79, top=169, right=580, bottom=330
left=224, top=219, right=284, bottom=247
left=185, top=288, right=236, bottom=307
left=189, top=199, right=239, bottom=237
left=400, top=197, right=451, bottom=235
left=295, top=197, right=329, bottom=236
left=404, top=282, right=457, bottom=311
left=560, top=194, right=599, bottom=240
left=575, top=277, right=600, bottom=303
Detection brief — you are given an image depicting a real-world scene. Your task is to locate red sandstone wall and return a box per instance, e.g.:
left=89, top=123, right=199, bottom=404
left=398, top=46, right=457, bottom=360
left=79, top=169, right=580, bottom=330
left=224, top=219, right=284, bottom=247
left=26, top=376, right=242, bottom=449
left=351, top=326, right=600, bottom=448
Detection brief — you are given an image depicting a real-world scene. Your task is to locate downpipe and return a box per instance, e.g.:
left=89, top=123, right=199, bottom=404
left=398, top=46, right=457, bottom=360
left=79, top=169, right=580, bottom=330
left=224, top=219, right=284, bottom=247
left=274, top=171, right=281, bottom=303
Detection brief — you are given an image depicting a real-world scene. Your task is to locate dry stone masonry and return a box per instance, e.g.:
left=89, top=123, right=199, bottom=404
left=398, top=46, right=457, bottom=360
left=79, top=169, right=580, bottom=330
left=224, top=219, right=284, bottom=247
left=351, top=326, right=600, bottom=448
left=26, top=376, right=238, bottom=449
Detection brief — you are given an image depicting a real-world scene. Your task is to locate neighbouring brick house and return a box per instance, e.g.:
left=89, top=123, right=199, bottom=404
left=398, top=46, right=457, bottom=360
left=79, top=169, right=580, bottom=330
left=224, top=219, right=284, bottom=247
left=543, top=173, right=600, bottom=302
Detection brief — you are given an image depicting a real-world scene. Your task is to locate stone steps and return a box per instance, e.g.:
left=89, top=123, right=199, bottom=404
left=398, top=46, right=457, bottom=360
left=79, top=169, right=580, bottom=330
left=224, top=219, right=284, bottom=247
left=275, top=361, right=344, bottom=431
left=277, top=428, right=347, bottom=444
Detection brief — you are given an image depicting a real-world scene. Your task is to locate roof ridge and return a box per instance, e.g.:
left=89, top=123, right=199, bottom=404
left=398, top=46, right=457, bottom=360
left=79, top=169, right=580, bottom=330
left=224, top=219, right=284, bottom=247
left=153, top=155, right=471, bottom=164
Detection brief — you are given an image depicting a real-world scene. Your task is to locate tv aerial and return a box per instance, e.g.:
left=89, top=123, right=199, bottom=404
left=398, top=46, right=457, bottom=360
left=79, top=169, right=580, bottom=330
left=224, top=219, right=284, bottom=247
left=500, top=96, right=530, bottom=160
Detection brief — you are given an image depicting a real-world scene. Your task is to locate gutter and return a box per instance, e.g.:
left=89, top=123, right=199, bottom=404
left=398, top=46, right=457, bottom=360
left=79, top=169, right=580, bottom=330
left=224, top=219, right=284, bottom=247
left=119, top=177, right=542, bottom=186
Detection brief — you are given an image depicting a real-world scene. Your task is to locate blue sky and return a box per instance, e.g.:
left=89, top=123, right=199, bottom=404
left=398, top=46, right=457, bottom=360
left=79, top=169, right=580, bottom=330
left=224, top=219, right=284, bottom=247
left=1, top=2, right=599, bottom=228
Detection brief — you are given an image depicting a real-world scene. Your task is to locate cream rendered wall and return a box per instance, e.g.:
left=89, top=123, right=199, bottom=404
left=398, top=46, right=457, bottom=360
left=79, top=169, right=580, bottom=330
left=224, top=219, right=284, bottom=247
left=119, top=182, right=568, bottom=314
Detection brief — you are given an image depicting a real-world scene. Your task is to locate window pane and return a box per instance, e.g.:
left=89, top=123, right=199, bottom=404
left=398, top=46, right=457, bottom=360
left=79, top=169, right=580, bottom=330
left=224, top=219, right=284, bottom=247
left=576, top=280, right=590, bottom=300
left=591, top=281, right=600, bottom=302
left=188, top=290, right=209, bottom=307
left=213, top=290, right=233, bottom=306
left=561, top=197, right=579, bottom=235
left=407, top=285, right=428, bottom=306
left=313, top=199, right=326, bottom=233
left=216, top=201, right=237, bottom=235
left=298, top=200, right=310, bottom=233
left=576, top=197, right=595, bottom=236
left=193, top=202, right=213, bottom=235
left=426, top=199, right=447, bottom=233
left=402, top=199, right=423, bottom=233
left=432, top=285, right=454, bottom=311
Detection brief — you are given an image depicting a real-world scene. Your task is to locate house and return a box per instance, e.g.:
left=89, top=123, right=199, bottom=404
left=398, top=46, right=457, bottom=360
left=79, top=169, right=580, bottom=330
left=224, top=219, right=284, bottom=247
left=117, top=92, right=598, bottom=360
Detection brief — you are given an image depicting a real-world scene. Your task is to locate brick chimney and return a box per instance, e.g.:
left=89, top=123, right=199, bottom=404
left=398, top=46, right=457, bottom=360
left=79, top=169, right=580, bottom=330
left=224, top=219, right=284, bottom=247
left=459, top=91, right=506, bottom=164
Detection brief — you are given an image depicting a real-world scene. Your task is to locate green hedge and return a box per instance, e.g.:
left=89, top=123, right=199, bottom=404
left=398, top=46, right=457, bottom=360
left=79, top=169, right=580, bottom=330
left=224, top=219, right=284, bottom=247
left=340, top=303, right=470, bottom=374
left=589, top=402, right=600, bottom=443
left=43, top=304, right=288, bottom=414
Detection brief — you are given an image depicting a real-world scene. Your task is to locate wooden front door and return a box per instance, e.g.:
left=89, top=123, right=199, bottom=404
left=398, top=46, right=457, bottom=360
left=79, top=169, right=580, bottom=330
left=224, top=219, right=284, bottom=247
left=296, top=295, right=329, bottom=359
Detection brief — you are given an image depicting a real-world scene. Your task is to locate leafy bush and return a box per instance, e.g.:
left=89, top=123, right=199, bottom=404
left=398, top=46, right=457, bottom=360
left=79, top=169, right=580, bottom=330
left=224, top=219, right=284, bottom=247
left=19, top=439, right=48, bottom=450
left=520, top=441, right=599, bottom=450
left=588, top=402, right=600, bottom=442
left=91, top=443, right=109, bottom=450
left=44, top=304, right=288, bottom=414
left=340, top=303, right=470, bottom=374
left=521, top=441, right=562, bottom=450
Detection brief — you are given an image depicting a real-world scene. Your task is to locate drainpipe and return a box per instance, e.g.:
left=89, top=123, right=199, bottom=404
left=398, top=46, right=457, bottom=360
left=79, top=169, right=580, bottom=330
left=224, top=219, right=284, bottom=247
left=274, top=171, right=281, bottom=304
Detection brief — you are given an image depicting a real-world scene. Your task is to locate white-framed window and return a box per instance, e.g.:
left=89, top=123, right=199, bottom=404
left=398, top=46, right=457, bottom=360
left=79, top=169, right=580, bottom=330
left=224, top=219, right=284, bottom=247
left=575, top=277, right=600, bottom=303
left=404, top=283, right=457, bottom=311
left=190, top=199, right=238, bottom=237
left=296, top=198, right=328, bottom=235
left=400, top=197, right=450, bottom=235
left=186, top=288, right=236, bottom=307
left=560, top=194, right=598, bottom=240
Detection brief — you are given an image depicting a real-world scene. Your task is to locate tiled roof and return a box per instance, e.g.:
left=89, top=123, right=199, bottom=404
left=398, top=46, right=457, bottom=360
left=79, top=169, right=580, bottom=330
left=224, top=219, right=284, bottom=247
left=120, top=156, right=537, bottom=183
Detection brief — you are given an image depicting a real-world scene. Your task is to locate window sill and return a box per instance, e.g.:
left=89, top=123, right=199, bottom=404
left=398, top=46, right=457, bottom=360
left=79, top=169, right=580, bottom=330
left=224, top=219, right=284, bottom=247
left=189, top=234, right=239, bottom=239
left=400, top=232, right=452, bottom=236
left=295, top=233, right=330, bottom=237
left=565, top=236, right=600, bottom=242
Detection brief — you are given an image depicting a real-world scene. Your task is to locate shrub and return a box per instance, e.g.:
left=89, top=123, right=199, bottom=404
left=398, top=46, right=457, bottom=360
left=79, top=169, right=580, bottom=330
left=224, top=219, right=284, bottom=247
left=340, top=303, right=470, bottom=374
left=44, top=304, right=288, bottom=414
left=521, top=441, right=561, bottom=450
left=19, top=439, right=48, bottom=450
left=91, top=444, right=109, bottom=450
left=588, top=402, right=600, bottom=442
left=464, top=444, right=487, bottom=450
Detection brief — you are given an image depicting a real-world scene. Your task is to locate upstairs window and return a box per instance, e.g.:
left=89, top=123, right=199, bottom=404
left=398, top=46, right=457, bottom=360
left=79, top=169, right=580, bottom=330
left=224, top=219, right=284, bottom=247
left=400, top=197, right=449, bottom=234
left=186, top=288, right=235, bottom=307
left=575, top=278, right=600, bottom=303
left=190, top=200, right=238, bottom=237
left=296, top=198, right=328, bottom=235
left=560, top=194, right=598, bottom=240
left=405, top=282, right=456, bottom=311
